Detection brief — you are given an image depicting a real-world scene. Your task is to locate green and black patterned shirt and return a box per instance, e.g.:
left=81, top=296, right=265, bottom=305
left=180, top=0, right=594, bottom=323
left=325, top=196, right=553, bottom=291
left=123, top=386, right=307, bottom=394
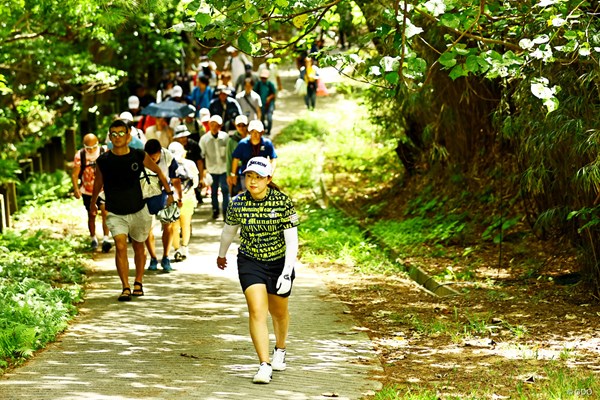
left=225, top=188, right=299, bottom=262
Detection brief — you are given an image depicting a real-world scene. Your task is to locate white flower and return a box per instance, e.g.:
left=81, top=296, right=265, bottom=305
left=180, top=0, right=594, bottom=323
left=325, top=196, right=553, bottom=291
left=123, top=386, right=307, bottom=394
left=536, top=0, right=560, bottom=7
left=424, top=0, right=446, bottom=17
left=551, top=17, right=566, bottom=27
left=519, top=39, right=534, bottom=50
left=370, top=66, right=382, bottom=76
left=381, top=56, right=400, bottom=73
left=533, top=34, right=550, bottom=44
left=404, top=20, right=424, bottom=38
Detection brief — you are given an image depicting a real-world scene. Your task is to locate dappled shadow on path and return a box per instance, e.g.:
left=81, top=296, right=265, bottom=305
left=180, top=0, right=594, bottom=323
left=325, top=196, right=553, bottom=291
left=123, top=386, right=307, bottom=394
left=0, top=204, right=382, bottom=399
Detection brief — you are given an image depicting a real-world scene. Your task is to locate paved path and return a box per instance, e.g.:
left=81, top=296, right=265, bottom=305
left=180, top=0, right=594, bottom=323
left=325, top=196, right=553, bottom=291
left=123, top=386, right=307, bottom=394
left=0, top=202, right=382, bottom=399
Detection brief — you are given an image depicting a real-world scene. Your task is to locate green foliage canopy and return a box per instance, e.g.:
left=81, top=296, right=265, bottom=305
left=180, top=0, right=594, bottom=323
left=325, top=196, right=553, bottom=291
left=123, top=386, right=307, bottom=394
left=0, top=0, right=193, bottom=158
left=181, top=0, right=598, bottom=114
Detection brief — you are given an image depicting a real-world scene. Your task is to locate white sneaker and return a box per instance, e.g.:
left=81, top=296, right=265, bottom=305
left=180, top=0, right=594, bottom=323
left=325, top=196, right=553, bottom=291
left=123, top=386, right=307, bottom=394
left=252, top=362, right=272, bottom=384
left=181, top=245, right=188, bottom=259
left=271, top=348, right=286, bottom=371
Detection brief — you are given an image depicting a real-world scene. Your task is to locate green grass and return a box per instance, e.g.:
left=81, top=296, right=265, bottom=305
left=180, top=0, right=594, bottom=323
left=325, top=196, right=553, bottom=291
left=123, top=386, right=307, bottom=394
left=0, top=198, right=89, bottom=372
left=373, top=366, right=599, bottom=399
left=274, top=118, right=328, bottom=145
left=298, top=206, right=397, bottom=273
left=16, top=170, right=72, bottom=208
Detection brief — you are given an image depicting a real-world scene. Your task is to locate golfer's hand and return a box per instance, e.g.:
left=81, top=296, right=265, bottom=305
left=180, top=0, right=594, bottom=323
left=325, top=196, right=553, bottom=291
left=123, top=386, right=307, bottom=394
left=276, top=273, right=292, bottom=295
left=217, top=256, right=228, bottom=270
left=90, top=203, right=98, bottom=217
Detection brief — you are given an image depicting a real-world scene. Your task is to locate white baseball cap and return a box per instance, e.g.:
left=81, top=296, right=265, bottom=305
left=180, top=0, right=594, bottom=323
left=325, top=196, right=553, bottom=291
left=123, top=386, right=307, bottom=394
left=128, top=95, right=140, bottom=109
left=248, top=120, right=264, bottom=132
left=187, top=104, right=196, bottom=117
left=168, top=141, right=186, bottom=160
left=199, top=108, right=210, bottom=122
left=173, top=125, right=191, bottom=139
left=235, top=115, right=248, bottom=126
left=243, top=157, right=273, bottom=177
left=209, top=115, right=223, bottom=125
left=119, top=111, right=134, bottom=122
left=172, top=85, right=183, bottom=98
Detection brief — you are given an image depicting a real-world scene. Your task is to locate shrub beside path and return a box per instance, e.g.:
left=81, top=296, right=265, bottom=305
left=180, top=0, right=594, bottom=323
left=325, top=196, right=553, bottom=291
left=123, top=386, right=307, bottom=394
left=0, top=73, right=383, bottom=399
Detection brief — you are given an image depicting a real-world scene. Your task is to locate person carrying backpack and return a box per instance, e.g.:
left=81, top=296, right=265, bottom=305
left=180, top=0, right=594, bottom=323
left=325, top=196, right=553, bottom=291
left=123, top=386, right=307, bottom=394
left=71, top=133, right=112, bottom=252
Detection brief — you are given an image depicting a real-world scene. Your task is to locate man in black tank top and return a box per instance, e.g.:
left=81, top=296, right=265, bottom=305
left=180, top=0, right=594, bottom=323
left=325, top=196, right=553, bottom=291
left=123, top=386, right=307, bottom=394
left=91, top=119, right=173, bottom=302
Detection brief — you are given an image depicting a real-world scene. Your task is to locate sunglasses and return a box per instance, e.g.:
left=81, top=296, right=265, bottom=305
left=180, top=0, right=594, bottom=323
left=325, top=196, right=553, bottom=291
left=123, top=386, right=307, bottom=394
left=109, top=131, right=127, bottom=138
left=236, top=124, right=247, bottom=127
left=84, top=144, right=99, bottom=150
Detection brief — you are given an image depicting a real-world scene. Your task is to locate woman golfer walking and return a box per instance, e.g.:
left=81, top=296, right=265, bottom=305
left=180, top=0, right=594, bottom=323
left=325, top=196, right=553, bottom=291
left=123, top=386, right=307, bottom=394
left=217, top=156, right=299, bottom=384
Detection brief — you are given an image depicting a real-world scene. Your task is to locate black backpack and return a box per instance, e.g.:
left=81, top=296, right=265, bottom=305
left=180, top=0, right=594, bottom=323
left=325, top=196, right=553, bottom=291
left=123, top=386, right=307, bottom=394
left=78, top=147, right=105, bottom=183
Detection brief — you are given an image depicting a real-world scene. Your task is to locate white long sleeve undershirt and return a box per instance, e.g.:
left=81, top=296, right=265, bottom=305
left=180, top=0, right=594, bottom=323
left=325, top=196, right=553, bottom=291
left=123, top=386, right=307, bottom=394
left=218, top=224, right=298, bottom=273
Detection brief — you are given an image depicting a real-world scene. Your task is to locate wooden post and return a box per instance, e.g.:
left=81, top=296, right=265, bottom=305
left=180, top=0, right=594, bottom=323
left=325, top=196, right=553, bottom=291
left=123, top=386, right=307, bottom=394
left=41, top=143, right=51, bottom=172
left=0, top=193, right=8, bottom=232
left=65, top=129, right=76, bottom=161
left=6, top=182, right=17, bottom=214
left=51, top=136, right=64, bottom=170
left=31, top=154, right=43, bottom=173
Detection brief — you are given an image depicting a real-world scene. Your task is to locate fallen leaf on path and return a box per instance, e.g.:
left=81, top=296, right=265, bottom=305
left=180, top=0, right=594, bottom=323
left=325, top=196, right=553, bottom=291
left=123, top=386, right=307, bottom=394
left=180, top=353, right=200, bottom=359
left=321, top=393, right=339, bottom=398
left=352, top=326, right=371, bottom=332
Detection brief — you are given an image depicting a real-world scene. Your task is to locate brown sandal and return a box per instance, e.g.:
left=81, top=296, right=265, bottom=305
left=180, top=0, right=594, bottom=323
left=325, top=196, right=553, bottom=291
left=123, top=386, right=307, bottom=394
left=118, top=287, right=132, bottom=302
left=132, top=281, right=144, bottom=296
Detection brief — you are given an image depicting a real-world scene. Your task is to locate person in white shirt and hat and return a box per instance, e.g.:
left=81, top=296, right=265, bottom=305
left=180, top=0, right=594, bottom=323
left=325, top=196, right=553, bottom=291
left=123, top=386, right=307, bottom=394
left=199, top=115, right=231, bottom=219
left=223, top=46, right=252, bottom=91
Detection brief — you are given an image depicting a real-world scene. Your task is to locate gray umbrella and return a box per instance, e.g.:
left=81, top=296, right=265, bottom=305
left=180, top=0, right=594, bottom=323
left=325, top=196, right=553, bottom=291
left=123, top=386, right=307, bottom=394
left=141, top=100, right=191, bottom=118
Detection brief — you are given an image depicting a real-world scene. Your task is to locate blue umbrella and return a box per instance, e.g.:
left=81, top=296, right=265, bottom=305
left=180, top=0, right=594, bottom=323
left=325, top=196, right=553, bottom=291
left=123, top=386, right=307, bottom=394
left=141, top=100, right=191, bottom=118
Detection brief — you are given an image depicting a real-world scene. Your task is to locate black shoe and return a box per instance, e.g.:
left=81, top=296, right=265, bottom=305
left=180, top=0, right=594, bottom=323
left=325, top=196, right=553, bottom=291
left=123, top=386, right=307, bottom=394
left=101, top=240, right=112, bottom=253
left=212, top=211, right=219, bottom=219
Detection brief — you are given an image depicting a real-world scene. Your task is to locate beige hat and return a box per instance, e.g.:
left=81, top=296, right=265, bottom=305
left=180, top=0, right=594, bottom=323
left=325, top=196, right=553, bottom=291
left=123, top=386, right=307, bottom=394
left=259, top=69, right=270, bottom=79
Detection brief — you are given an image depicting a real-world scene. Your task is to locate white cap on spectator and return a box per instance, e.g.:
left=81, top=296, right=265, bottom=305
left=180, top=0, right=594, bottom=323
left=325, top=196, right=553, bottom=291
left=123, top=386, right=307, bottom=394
left=172, top=85, right=183, bottom=98
left=235, top=115, right=248, bottom=126
left=248, top=120, right=264, bottom=132
left=119, top=111, right=134, bottom=121
left=209, top=115, right=223, bottom=125
left=128, top=95, right=140, bottom=109
left=199, top=108, right=210, bottom=122
left=187, top=104, right=196, bottom=118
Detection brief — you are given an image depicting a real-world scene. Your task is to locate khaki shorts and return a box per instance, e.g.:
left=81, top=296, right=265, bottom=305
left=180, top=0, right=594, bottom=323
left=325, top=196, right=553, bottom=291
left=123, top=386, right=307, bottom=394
left=106, top=205, right=152, bottom=243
